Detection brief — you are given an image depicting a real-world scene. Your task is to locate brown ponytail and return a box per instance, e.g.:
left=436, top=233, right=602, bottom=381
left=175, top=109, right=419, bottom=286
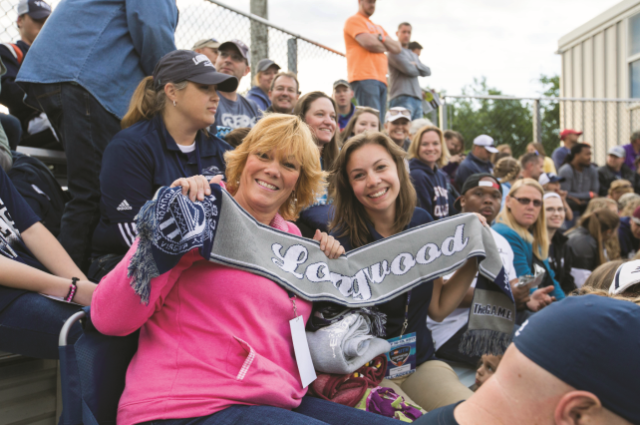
left=121, top=77, right=188, bottom=129
left=579, top=208, right=620, bottom=266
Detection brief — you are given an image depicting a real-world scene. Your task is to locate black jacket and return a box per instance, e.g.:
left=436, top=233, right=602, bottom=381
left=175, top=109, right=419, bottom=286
left=565, top=227, right=599, bottom=272
left=548, top=231, right=576, bottom=294
left=597, top=164, right=635, bottom=197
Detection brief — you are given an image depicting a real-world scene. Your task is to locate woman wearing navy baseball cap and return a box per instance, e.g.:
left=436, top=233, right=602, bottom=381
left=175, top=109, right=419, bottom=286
left=89, top=50, right=238, bottom=281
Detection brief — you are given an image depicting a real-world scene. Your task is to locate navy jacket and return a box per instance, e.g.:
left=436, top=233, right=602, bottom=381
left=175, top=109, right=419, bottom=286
left=246, top=86, right=271, bottom=111
left=409, top=158, right=450, bottom=220
left=334, top=208, right=436, bottom=365
left=454, top=152, right=493, bottom=190
left=619, top=216, right=640, bottom=259
left=0, top=40, right=33, bottom=126
left=92, top=115, right=232, bottom=257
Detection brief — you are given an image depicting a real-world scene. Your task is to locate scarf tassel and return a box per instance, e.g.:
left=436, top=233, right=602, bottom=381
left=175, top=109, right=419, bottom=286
left=458, top=329, right=511, bottom=357
left=127, top=198, right=161, bottom=305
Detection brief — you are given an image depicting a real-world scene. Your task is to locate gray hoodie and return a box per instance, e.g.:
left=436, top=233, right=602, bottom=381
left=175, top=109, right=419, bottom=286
left=388, top=48, right=431, bottom=100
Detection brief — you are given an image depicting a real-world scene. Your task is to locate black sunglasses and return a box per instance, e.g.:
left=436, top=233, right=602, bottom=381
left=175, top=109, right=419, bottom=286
left=512, top=196, right=542, bottom=207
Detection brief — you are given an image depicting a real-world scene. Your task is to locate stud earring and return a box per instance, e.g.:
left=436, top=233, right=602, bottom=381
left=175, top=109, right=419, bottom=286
left=173, top=100, right=177, bottom=107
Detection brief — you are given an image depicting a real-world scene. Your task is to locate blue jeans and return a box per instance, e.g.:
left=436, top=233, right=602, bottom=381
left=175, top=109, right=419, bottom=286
left=0, top=290, right=82, bottom=359
left=350, top=79, right=387, bottom=123
left=390, top=95, right=423, bottom=120
left=26, top=83, right=121, bottom=270
left=139, top=396, right=398, bottom=424
left=0, top=113, right=22, bottom=151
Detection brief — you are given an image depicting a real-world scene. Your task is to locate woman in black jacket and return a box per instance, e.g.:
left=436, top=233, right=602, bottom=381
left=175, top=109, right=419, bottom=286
left=544, top=192, right=575, bottom=294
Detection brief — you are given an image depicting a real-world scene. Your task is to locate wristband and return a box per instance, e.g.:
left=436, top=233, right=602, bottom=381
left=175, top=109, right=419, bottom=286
left=589, top=191, right=595, bottom=199
left=65, top=277, right=79, bottom=303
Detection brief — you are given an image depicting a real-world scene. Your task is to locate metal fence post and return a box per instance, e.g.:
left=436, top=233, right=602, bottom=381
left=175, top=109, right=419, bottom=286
left=439, top=97, right=448, bottom=130
left=533, top=98, right=542, bottom=143
left=288, top=38, right=298, bottom=74
left=250, top=0, right=269, bottom=80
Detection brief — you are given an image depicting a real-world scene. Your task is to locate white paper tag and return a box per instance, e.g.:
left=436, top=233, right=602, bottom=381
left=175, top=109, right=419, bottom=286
left=289, top=316, right=317, bottom=388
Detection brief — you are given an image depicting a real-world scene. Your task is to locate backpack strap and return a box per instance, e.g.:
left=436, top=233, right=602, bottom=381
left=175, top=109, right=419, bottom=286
left=1, top=43, right=24, bottom=65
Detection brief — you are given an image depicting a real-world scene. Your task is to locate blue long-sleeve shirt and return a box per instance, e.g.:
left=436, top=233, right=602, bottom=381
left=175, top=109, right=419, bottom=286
left=17, top=0, right=178, bottom=119
left=92, top=115, right=232, bottom=257
left=409, top=158, right=449, bottom=220
left=492, top=223, right=565, bottom=300
left=454, top=152, right=493, bottom=190
left=246, top=86, right=271, bottom=111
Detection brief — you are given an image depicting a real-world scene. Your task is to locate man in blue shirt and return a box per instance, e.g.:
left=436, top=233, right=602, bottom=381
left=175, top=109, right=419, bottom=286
left=454, top=135, right=496, bottom=190
left=16, top=0, right=178, bottom=270
left=246, top=58, right=280, bottom=111
left=213, top=40, right=261, bottom=129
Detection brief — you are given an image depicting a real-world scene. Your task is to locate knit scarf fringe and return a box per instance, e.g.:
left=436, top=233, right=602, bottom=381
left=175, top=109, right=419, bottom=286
left=127, top=198, right=160, bottom=304
left=458, top=329, right=512, bottom=357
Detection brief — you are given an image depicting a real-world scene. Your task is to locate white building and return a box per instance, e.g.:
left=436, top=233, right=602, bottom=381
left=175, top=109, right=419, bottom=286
left=558, top=0, right=640, bottom=164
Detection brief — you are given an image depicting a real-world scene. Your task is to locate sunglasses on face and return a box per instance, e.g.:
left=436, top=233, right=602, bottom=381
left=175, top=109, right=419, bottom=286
left=388, top=109, right=411, bottom=117
left=512, top=196, right=542, bottom=207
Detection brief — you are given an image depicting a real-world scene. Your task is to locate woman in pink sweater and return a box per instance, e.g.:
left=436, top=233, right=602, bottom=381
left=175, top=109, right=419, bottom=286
left=91, top=115, right=397, bottom=425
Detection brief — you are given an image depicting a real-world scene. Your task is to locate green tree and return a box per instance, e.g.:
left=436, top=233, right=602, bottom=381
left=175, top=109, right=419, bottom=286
left=539, top=74, right=560, bottom=157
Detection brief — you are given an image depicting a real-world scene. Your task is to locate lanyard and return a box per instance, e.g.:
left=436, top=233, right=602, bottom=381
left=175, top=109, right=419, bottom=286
left=288, top=291, right=298, bottom=318
left=399, top=290, right=411, bottom=337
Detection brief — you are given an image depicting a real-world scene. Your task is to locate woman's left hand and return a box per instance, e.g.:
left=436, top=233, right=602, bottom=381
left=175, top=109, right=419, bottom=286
left=472, top=212, right=488, bottom=227
left=313, top=229, right=345, bottom=259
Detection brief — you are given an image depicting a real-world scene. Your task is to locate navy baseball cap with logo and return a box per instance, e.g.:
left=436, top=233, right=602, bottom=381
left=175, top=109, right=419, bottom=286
left=17, top=0, right=51, bottom=20
left=153, top=50, right=238, bottom=93
left=513, top=295, right=640, bottom=424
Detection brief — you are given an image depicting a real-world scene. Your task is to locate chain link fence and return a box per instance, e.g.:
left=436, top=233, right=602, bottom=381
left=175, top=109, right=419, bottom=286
left=439, top=95, right=640, bottom=166
left=0, top=0, right=346, bottom=95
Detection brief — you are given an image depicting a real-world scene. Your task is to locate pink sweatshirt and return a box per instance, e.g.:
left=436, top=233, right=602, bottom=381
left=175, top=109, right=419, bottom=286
left=91, top=214, right=312, bottom=425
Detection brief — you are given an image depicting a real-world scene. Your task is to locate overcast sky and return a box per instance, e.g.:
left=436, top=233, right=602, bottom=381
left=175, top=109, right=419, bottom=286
left=225, top=0, right=622, bottom=97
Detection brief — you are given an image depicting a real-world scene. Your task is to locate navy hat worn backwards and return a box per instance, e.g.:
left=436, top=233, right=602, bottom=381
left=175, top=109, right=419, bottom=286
left=513, top=295, right=640, bottom=424
left=153, top=50, right=238, bottom=93
left=17, top=0, right=51, bottom=20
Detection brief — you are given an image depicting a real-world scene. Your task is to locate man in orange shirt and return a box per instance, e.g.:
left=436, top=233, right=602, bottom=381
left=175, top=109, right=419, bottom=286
left=344, top=0, right=401, bottom=123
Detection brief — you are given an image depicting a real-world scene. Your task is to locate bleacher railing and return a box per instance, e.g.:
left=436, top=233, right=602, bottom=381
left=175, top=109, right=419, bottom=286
left=0, top=0, right=346, bottom=95
left=439, top=94, right=640, bottom=165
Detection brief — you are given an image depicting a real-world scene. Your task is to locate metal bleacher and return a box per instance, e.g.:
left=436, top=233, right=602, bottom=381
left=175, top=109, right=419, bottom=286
left=16, top=146, right=68, bottom=186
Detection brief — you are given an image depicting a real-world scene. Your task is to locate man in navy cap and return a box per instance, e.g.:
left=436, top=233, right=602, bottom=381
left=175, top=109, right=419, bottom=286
left=597, top=146, right=634, bottom=197
left=0, top=0, right=52, bottom=145
left=213, top=40, right=261, bottom=130
left=417, top=295, right=640, bottom=425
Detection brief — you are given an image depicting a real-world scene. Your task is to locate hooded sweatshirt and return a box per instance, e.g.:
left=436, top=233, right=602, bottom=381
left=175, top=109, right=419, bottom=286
left=409, top=158, right=449, bottom=220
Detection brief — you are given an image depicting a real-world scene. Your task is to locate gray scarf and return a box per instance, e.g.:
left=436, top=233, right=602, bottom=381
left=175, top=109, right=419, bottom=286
left=128, top=185, right=515, bottom=355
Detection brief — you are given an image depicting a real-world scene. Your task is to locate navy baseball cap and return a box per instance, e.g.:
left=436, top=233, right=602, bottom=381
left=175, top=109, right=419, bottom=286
left=152, top=50, right=238, bottom=93
left=513, top=295, right=640, bottom=423
left=17, top=0, right=51, bottom=20
left=538, top=172, right=565, bottom=186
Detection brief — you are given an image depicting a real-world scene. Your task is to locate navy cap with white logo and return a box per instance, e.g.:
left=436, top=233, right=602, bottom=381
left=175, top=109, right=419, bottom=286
left=218, top=39, right=251, bottom=63
left=152, top=50, right=238, bottom=93
left=17, top=0, right=51, bottom=20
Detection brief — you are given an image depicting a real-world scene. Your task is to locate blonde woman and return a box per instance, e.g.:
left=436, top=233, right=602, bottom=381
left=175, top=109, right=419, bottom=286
left=584, top=197, right=621, bottom=260
left=408, top=125, right=451, bottom=219
left=492, top=179, right=565, bottom=300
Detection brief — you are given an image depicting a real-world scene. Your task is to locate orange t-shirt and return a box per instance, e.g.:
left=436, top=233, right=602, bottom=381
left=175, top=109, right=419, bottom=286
left=343, top=12, right=389, bottom=85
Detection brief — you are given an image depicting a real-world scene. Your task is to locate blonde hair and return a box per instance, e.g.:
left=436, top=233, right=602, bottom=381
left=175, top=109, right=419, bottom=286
left=571, top=285, right=640, bottom=306
left=407, top=126, right=450, bottom=169
left=329, top=132, right=417, bottom=248
left=496, top=178, right=549, bottom=259
left=571, top=208, right=620, bottom=266
left=608, top=179, right=634, bottom=198
left=494, top=157, right=521, bottom=184
left=121, top=76, right=188, bottom=129
left=584, top=197, right=621, bottom=260
left=224, top=114, right=326, bottom=221
left=340, top=107, right=381, bottom=143
left=581, top=260, right=626, bottom=291
left=620, top=193, right=640, bottom=217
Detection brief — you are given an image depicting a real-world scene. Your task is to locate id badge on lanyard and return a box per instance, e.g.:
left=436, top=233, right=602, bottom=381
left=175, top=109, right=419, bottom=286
left=384, top=291, right=417, bottom=379
left=288, top=294, right=317, bottom=388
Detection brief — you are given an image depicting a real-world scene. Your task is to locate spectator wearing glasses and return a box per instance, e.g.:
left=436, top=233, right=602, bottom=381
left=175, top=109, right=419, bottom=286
left=265, top=72, right=300, bottom=114
left=538, top=172, right=573, bottom=223
left=565, top=208, right=620, bottom=288
left=332, top=79, right=356, bottom=131
left=551, top=129, right=582, bottom=170
left=493, top=179, right=565, bottom=301
left=192, top=38, right=220, bottom=66
left=558, top=143, right=598, bottom=215
left=384, top=106, right=411, bottom=151
left=343, top=0, right=401, bottom=123
left=454, top=135, right=496, bottom=190
left=16, top=0, right=178, bottom=270
left=213, top=40, right=262, bottom=130
left=544, top=192, right=576, bottom=294
left=520, top=151, right=544, bottom=181
left=387, top=22, right=431, bottom=120
left=598, top=146, right=634, bottom=197
left=247, top=58, right=281, bottom=112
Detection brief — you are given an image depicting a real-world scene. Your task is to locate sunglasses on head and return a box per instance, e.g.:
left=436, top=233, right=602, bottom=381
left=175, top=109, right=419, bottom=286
left=512, top=196, right=542, bottom=207
left=388, top=109, right=411, bottom=117
left=356, top=106, right=380, bottom=113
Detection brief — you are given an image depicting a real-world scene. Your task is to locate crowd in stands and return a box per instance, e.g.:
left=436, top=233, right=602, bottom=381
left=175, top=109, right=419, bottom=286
left=0, top=0, right=638, bottom=424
